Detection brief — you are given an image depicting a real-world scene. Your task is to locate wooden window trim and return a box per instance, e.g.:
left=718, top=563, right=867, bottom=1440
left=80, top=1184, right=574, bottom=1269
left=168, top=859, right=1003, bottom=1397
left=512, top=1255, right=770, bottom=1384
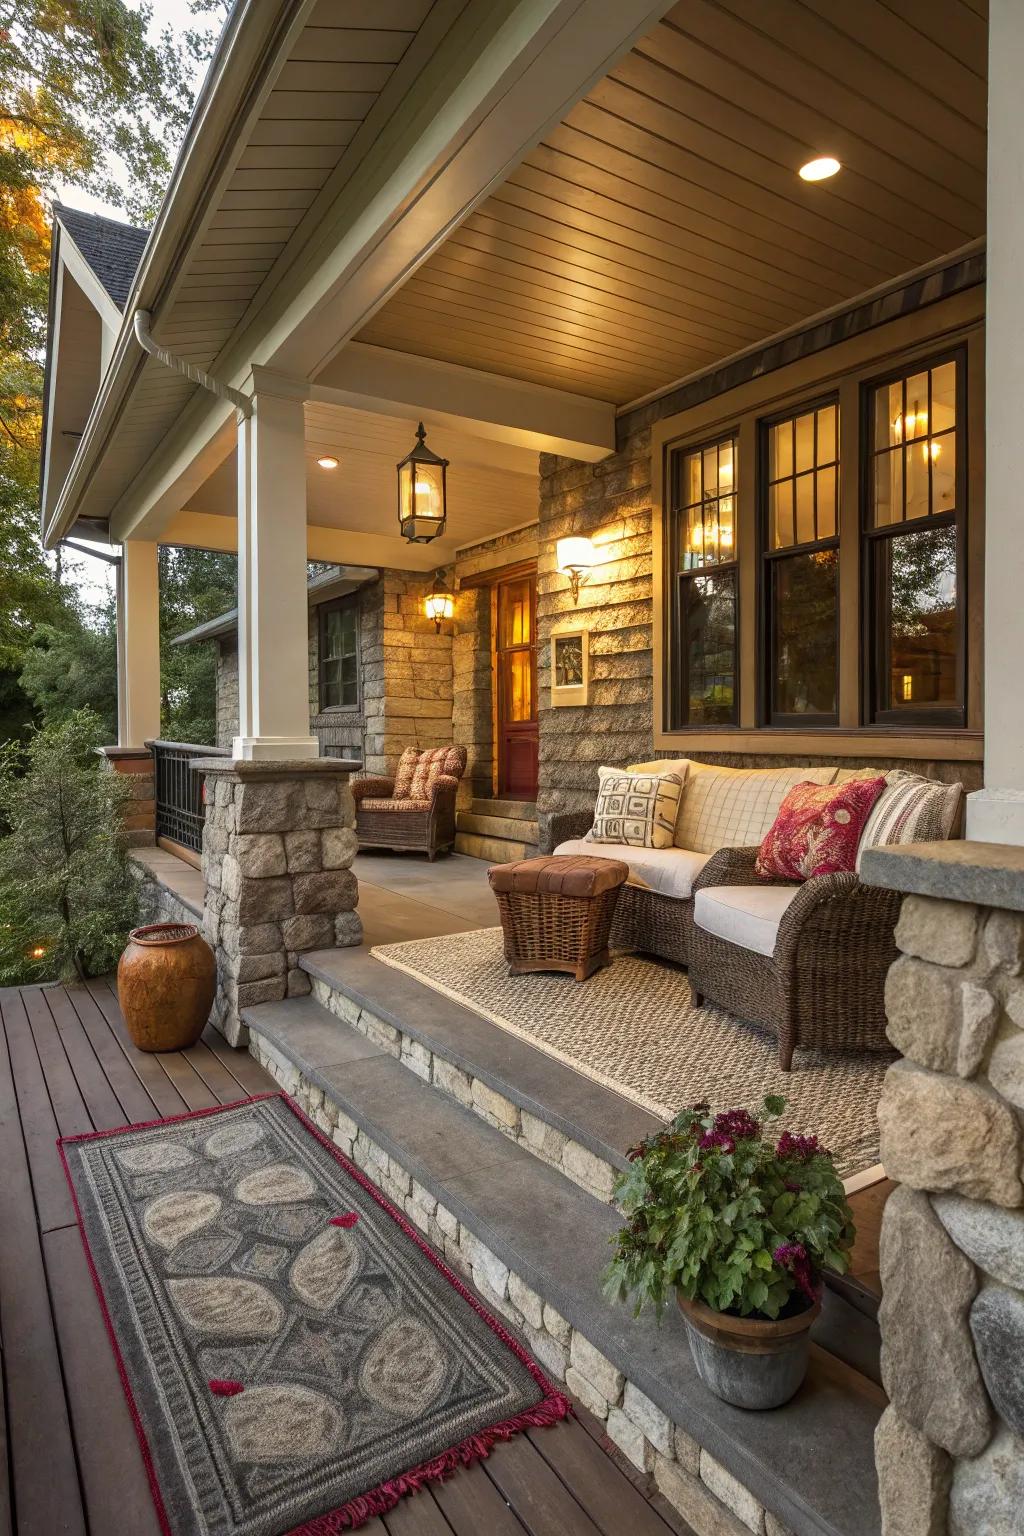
left=318, top=594, right=361, bottom=715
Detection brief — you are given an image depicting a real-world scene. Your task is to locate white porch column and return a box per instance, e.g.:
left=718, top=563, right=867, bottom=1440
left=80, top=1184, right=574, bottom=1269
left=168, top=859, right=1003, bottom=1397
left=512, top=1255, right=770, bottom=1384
left=967, top=0, right=1024, bottom=842
left=117, top=539, right=161, bottom=748
left=233, top=367, right=318, bottom=760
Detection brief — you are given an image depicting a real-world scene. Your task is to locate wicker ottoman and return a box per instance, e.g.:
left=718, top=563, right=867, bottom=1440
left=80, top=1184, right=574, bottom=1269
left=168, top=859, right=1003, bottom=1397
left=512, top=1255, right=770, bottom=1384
left=488, top=854, right=629, bottom=982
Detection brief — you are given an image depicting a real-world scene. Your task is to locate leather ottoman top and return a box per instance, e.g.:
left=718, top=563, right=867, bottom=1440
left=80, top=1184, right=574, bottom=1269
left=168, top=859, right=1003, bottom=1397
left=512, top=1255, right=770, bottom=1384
left=488, top=854, right=629, bottom=898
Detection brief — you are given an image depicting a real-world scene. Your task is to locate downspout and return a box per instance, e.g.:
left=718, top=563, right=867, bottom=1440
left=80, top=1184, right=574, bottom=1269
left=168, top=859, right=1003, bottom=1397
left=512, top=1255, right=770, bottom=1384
left=133, top=311, right=252, bottom=417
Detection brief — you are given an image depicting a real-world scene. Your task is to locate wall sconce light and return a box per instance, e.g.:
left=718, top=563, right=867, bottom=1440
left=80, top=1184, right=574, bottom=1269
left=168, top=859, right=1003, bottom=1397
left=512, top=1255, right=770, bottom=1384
left=424, top=571, right=454, bottom=633
left=556, top=535, right=596, bottom=605
left=397, top=422, right=449, bottom=543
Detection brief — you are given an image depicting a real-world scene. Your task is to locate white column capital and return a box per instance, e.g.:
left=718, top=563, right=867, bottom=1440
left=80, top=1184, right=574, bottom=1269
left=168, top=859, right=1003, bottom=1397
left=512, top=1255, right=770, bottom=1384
left=243, top=365, right=310, bottom=403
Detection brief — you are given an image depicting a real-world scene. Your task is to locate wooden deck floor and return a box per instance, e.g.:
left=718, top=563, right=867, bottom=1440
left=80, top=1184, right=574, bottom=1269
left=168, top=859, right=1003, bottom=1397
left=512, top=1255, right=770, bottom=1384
left=0, top=979, right=694, bottom=1536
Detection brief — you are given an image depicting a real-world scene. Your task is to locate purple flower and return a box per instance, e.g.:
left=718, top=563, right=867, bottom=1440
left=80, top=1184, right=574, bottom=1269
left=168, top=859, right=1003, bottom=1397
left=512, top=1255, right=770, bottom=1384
left=773, top=1241, right=818, bottom=1303
left=698, top=1130, right=735, bottom=1154
left=713, top=1109, right=760, bottom=1141
left=776, top=1131, right=827, bottom=1161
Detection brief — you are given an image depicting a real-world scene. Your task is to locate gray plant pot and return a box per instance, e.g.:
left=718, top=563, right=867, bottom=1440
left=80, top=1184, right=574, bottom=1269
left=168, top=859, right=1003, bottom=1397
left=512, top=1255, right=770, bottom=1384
left=677, top=1291, right=820, bottom=1411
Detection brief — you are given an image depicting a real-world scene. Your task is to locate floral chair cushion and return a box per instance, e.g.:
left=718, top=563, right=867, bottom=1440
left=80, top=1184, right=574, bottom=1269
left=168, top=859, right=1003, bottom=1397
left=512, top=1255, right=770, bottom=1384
left=393, top=745, right=467, bottom=802
left=393, top=747, right=421, bottom=800
left=755, top=777, right=886, bottom=881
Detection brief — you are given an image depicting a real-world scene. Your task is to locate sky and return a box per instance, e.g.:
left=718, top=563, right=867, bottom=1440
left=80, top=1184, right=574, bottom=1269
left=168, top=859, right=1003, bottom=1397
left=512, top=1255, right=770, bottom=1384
left=54, top=0, right=219, bottom=605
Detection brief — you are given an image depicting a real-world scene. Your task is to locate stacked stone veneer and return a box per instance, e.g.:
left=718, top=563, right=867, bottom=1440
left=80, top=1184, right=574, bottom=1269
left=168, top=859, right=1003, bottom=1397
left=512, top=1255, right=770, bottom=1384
left=199, top=761, right=362, bottom=1047
left=249, top=1029, right=796, bottom=1536
left=100, top=746, right=156, bottom=846
left=873, top=887, right=1024, bottom=1534
left=309, top=974, right=620, bottom=1203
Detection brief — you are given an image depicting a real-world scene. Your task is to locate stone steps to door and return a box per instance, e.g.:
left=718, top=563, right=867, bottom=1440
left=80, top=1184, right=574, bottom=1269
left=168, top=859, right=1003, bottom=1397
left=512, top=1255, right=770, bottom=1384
left=241, top=989, right=884, bottom=1536
left=470, top=797, right=538, bottom=823
left=453, top=830, right=538, bottom=863
left=456, top=811, right=540, bottom=843
left=455, top=797, right=539, bottom=864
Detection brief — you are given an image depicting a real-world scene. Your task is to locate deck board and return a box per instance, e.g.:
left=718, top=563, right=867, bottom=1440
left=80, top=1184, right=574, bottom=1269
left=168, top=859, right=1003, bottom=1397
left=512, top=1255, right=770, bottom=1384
left=0, top=980, right=689, bottom=1536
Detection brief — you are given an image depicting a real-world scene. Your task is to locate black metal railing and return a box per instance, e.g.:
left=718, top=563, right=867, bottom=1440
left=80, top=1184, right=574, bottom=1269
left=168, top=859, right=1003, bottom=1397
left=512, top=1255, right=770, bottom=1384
left=149, top=740, right=229, bottom=854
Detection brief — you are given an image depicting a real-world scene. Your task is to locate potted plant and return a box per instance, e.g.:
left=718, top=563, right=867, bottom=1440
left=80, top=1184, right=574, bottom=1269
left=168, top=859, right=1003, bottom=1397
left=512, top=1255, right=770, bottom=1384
left=603, top=1097, right=855, bottom=1410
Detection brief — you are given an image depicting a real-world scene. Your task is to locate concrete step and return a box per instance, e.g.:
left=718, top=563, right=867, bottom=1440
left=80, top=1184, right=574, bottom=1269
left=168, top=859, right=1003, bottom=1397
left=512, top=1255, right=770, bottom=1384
left=242, top=991, right=883, bottom=1536
left=454, top=831, right=538, bottom=863
left=455, top=811, right=539, bottom=842
left=471, top=798, right=538, bottom=823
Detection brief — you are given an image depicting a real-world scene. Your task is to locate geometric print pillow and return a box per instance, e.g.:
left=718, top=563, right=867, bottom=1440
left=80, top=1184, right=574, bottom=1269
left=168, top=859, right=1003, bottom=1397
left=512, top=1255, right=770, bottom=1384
left=588, top=768, right=684, bottom=850
left=854, top=771, right=963, bottom=871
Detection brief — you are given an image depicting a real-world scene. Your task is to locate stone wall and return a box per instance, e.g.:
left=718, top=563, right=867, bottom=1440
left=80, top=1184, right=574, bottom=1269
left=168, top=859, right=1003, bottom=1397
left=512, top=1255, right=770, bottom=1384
left=362, top=569, right=453, bottom=778
left=99, top=746, right=156, bottom=846
left=863, top=846, right=1024, bottom=1534
left=199, top=760, right=361, bottom=1046
left=215, top=641, right=239, bottom=751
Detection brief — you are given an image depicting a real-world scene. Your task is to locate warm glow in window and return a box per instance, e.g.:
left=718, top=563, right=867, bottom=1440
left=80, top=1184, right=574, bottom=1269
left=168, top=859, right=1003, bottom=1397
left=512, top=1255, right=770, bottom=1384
left=872, top=360, right=958, bottom=527
left=679, top=436, right=737, bottom=571
left=768, top=403, right=838, bottom=549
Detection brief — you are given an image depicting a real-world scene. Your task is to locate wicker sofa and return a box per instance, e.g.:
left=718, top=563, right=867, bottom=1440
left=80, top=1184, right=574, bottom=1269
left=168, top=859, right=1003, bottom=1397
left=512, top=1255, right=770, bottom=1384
left=352, top=746, right=466, bottom=860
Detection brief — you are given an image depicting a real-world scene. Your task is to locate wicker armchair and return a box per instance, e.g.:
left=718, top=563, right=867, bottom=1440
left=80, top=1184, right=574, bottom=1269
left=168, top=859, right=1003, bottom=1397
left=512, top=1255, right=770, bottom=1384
left=352, top=748, right=466, bottom=860
left=545, top=810, right=695, bottom=966
left=688, top=847, right=903, bottom=1070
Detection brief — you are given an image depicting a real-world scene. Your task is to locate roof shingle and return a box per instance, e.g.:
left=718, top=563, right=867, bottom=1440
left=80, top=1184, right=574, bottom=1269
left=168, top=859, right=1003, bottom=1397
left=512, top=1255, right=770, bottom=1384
left=53, top=203, right=150, bottom=312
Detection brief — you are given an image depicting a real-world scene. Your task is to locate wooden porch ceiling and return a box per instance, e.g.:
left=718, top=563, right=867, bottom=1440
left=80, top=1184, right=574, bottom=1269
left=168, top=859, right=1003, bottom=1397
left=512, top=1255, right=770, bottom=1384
left=357, top=0, right=988, bottom=405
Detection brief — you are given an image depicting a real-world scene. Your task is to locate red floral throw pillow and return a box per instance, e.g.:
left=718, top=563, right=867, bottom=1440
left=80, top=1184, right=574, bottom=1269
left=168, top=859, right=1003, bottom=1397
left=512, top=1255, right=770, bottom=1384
left=755, top=777, right=887, bottom=881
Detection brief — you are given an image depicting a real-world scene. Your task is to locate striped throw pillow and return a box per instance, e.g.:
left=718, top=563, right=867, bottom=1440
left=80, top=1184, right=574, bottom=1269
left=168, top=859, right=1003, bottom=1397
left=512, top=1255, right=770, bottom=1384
left=588, top=768, right=684, bottom=850
left=855, top=771, right=963, bottom=871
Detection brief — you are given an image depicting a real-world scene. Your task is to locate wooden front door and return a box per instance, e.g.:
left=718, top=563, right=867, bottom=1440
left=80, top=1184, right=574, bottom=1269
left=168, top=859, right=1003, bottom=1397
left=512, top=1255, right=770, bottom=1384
left=495, top=569, right=538, bottom=801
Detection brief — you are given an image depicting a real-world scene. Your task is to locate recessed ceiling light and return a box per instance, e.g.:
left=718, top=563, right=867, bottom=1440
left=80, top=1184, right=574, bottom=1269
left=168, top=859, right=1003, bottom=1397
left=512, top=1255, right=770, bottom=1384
left=799, top=156, right=841, bottom=182
left=317, top=454, right=339, bottom=469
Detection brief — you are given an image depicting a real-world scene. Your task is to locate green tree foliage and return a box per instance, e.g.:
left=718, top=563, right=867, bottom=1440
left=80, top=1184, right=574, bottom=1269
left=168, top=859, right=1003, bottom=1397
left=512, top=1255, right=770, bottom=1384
left=0, top=709, right=139, bottom=983
left=159, top=544, right=236, bottom=744
left=20, top=598, right=118, bottom=740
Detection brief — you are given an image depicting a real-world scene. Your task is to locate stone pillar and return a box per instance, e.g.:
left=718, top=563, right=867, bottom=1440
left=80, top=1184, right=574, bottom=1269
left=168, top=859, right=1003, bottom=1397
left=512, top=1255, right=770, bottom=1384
left=861, top=842, right=1024, bottom=1535
left=234, top=369, right=318, bottom=761
left=195, top=757, right=362, bottom=1046
left=968, top=0, right=1024, bottom=844
left=117, top=540, right=161, bottom=749
left=99, top=745, right=156, bottom=846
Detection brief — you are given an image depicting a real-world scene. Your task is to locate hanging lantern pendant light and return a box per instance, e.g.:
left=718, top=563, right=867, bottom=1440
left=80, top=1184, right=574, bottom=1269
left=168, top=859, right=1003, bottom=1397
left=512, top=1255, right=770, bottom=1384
left=397, top=422, right=449, bottom=543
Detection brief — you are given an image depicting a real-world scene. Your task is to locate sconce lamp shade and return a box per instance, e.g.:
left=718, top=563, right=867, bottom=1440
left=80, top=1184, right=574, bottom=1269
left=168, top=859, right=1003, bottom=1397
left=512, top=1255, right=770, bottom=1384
left=424, top=572, right=455, bottom=633
left=398, top=422, right=449, bottom=542
left=556, top=535, right=597, bottom=604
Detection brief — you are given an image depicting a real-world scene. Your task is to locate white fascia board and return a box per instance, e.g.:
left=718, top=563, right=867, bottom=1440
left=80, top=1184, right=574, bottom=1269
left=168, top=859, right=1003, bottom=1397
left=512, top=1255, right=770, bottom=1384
left=54, top=231, right=123, bottom=336
left=108, top=0, right=666, bottom=544
left=312, top=342, right=614, bottom=461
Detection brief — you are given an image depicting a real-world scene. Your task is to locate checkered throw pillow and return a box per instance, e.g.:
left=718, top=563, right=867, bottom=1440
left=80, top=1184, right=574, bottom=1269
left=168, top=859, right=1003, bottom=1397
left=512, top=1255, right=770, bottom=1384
left=588, top=768, right=684, bottom=850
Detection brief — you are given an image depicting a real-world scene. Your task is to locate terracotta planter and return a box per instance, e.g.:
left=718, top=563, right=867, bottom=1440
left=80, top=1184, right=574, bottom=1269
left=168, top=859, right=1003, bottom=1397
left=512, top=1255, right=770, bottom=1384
left=677, top=1290, right=820, bottom=1410
left=118, top=923, right=216, bottom=1053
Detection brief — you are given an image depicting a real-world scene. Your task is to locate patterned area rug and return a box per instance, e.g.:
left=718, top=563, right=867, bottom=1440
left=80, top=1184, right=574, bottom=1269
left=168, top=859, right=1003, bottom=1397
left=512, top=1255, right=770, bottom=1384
left=372, top=929, right=890, bottom=1179
left=60, top=1093, right=568, bottom=1536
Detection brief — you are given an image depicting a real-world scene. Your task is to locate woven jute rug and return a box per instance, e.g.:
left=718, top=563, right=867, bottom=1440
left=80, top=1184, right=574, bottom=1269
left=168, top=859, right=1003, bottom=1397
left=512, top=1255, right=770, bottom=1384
left=60, top=1093, right=568, bottom=1536
left=372, top=929, right=890, bottom=1180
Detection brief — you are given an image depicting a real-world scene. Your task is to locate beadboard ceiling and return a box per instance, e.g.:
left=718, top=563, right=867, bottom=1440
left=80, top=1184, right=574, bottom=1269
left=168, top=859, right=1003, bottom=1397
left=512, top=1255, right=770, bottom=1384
left=356, top=0, right=988, bottom=406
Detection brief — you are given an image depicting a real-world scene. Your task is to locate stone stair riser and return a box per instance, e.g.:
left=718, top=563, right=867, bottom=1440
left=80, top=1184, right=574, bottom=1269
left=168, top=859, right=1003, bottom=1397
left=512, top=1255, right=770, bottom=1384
left=249, top=1029, right=790, bottom=1536
left=455, top=812, right=540, bottom=842
left=454, top=832, right=538, bottom=863
left=308, top=974, right=619, bottom=1203
left=471, top=798, right=538, bottom=822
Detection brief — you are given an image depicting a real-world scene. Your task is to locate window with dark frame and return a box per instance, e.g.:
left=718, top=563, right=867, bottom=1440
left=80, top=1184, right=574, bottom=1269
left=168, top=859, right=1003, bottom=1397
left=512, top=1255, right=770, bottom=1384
left=669, top=433, right=738, bottom=728
left=318, top=597, right=360, bottom=712
left=865, top=352, right=965, bottom=727
left=762, top=399, right=840, bottom=726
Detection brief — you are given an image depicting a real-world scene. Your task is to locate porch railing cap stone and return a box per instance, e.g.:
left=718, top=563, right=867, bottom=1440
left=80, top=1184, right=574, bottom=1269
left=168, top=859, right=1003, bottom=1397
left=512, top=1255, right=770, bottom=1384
left=189, top=757, right=362, bottom=778
left=860, top=841, right=1024, bottom=912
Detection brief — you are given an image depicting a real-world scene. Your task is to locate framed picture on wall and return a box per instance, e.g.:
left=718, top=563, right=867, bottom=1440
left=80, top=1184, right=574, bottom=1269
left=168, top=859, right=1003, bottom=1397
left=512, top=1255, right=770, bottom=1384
left=551, top=628, right=589, bottom=707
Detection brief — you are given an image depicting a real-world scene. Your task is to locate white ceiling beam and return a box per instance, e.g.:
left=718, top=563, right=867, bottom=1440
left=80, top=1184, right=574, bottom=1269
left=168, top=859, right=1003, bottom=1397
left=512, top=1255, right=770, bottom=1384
left=312, top=342, right=613, bottom=461
left=108, top=0, right=668, bottom=541
left=160, top=510, right=452, bottom=572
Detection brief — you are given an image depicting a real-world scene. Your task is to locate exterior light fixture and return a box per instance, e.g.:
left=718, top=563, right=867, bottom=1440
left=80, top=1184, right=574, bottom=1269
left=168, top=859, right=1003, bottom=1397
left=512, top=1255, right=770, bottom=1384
left=397, top=422, right=448, bottom=543
left=424, top=571, right=455, bottom=633
left=556, top=535, right=597, bottom=605
left=317, top=454, right=339, bottom=469
left=798, top=156, right=841, bottom=182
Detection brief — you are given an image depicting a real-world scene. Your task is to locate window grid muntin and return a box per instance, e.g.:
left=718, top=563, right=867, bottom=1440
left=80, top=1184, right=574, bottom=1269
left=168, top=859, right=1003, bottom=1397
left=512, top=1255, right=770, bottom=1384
left=319, top=598, right=359, bottom=712
left=871, top=359, right=958, bottom=528
left=678, top=434, right=737, bottom=571
left=670, top=432, right=739, bottom=728
left=767, top=401, right=839, bottom=551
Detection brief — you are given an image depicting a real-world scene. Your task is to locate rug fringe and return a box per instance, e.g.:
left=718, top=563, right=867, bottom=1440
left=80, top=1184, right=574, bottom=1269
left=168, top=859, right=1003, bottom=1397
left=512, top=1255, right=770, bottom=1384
left=285, top=1392, right=572, bottom=1535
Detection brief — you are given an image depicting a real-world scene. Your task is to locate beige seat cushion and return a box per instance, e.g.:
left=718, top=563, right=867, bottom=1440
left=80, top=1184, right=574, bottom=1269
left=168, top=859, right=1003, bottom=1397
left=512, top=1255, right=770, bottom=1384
left=675, top=764, right=839, bottom=854
left=693, top=884, right=801, bottom=958
left=554, top=838, right=710, bottom=900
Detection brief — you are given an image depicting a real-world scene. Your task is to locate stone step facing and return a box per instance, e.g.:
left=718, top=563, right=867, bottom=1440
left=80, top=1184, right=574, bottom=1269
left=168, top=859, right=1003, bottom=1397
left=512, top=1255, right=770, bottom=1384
left=471, top=798, right=538, bottom=823
left=296, top=945, right=881, bottom=1388
left=453, top=830, right=538, bottom=863
left=242, top=991, right=883, bottom=1536
left=456, top=811, right=540, bottom=843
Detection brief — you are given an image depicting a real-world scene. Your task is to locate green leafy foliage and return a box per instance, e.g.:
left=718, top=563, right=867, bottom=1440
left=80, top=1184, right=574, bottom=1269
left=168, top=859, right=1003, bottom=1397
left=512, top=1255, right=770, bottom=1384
left=159, top=544, right=236, bottom=744
left=0, top=709, right=139, bottom=983
left=19, top=600, right=118, bottom=740
left=603, top=1099, right=855, bottom=1322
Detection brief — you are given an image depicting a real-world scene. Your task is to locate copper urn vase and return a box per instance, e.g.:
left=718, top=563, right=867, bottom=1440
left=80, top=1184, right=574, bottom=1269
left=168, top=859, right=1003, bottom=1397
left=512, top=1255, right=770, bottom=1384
left=117, top=923, right=216, bottom=1053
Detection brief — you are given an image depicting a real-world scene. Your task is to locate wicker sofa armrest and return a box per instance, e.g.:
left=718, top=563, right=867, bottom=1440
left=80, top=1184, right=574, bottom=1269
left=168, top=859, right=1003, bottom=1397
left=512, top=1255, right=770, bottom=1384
left=545, top=810, right=594, bottom=850
left=352, top=775, right=395, bottom=804
left=691, top=845, right=794, bottom=891
left=774, top=871, right=903, bottom=966
left=428, top=772, right=460, bottom=803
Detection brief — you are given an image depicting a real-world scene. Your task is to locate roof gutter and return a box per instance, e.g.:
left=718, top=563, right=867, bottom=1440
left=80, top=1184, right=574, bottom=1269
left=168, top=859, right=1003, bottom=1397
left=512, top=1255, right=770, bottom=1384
left=41, top=0, right=309, bottom=549
left=134, top=311, right=251, bottom=417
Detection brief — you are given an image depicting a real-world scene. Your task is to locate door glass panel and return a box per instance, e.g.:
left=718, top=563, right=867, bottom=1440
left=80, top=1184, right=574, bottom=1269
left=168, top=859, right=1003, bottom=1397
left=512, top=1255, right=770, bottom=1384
left=499, top=579, right=532, bottom=648
left=506, top=651, right=533, bottom=722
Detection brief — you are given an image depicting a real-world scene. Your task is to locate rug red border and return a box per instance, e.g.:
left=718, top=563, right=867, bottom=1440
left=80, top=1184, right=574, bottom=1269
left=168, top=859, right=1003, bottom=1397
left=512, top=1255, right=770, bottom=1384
left=58, top=1090, right=571, bottom=1536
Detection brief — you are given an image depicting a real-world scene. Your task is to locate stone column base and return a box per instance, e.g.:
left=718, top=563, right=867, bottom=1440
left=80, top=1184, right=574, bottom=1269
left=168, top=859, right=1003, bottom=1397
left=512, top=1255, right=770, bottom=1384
left=966, top=787, right=1024, bottom=847
left=195, top=757, right=362, bottom=1045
